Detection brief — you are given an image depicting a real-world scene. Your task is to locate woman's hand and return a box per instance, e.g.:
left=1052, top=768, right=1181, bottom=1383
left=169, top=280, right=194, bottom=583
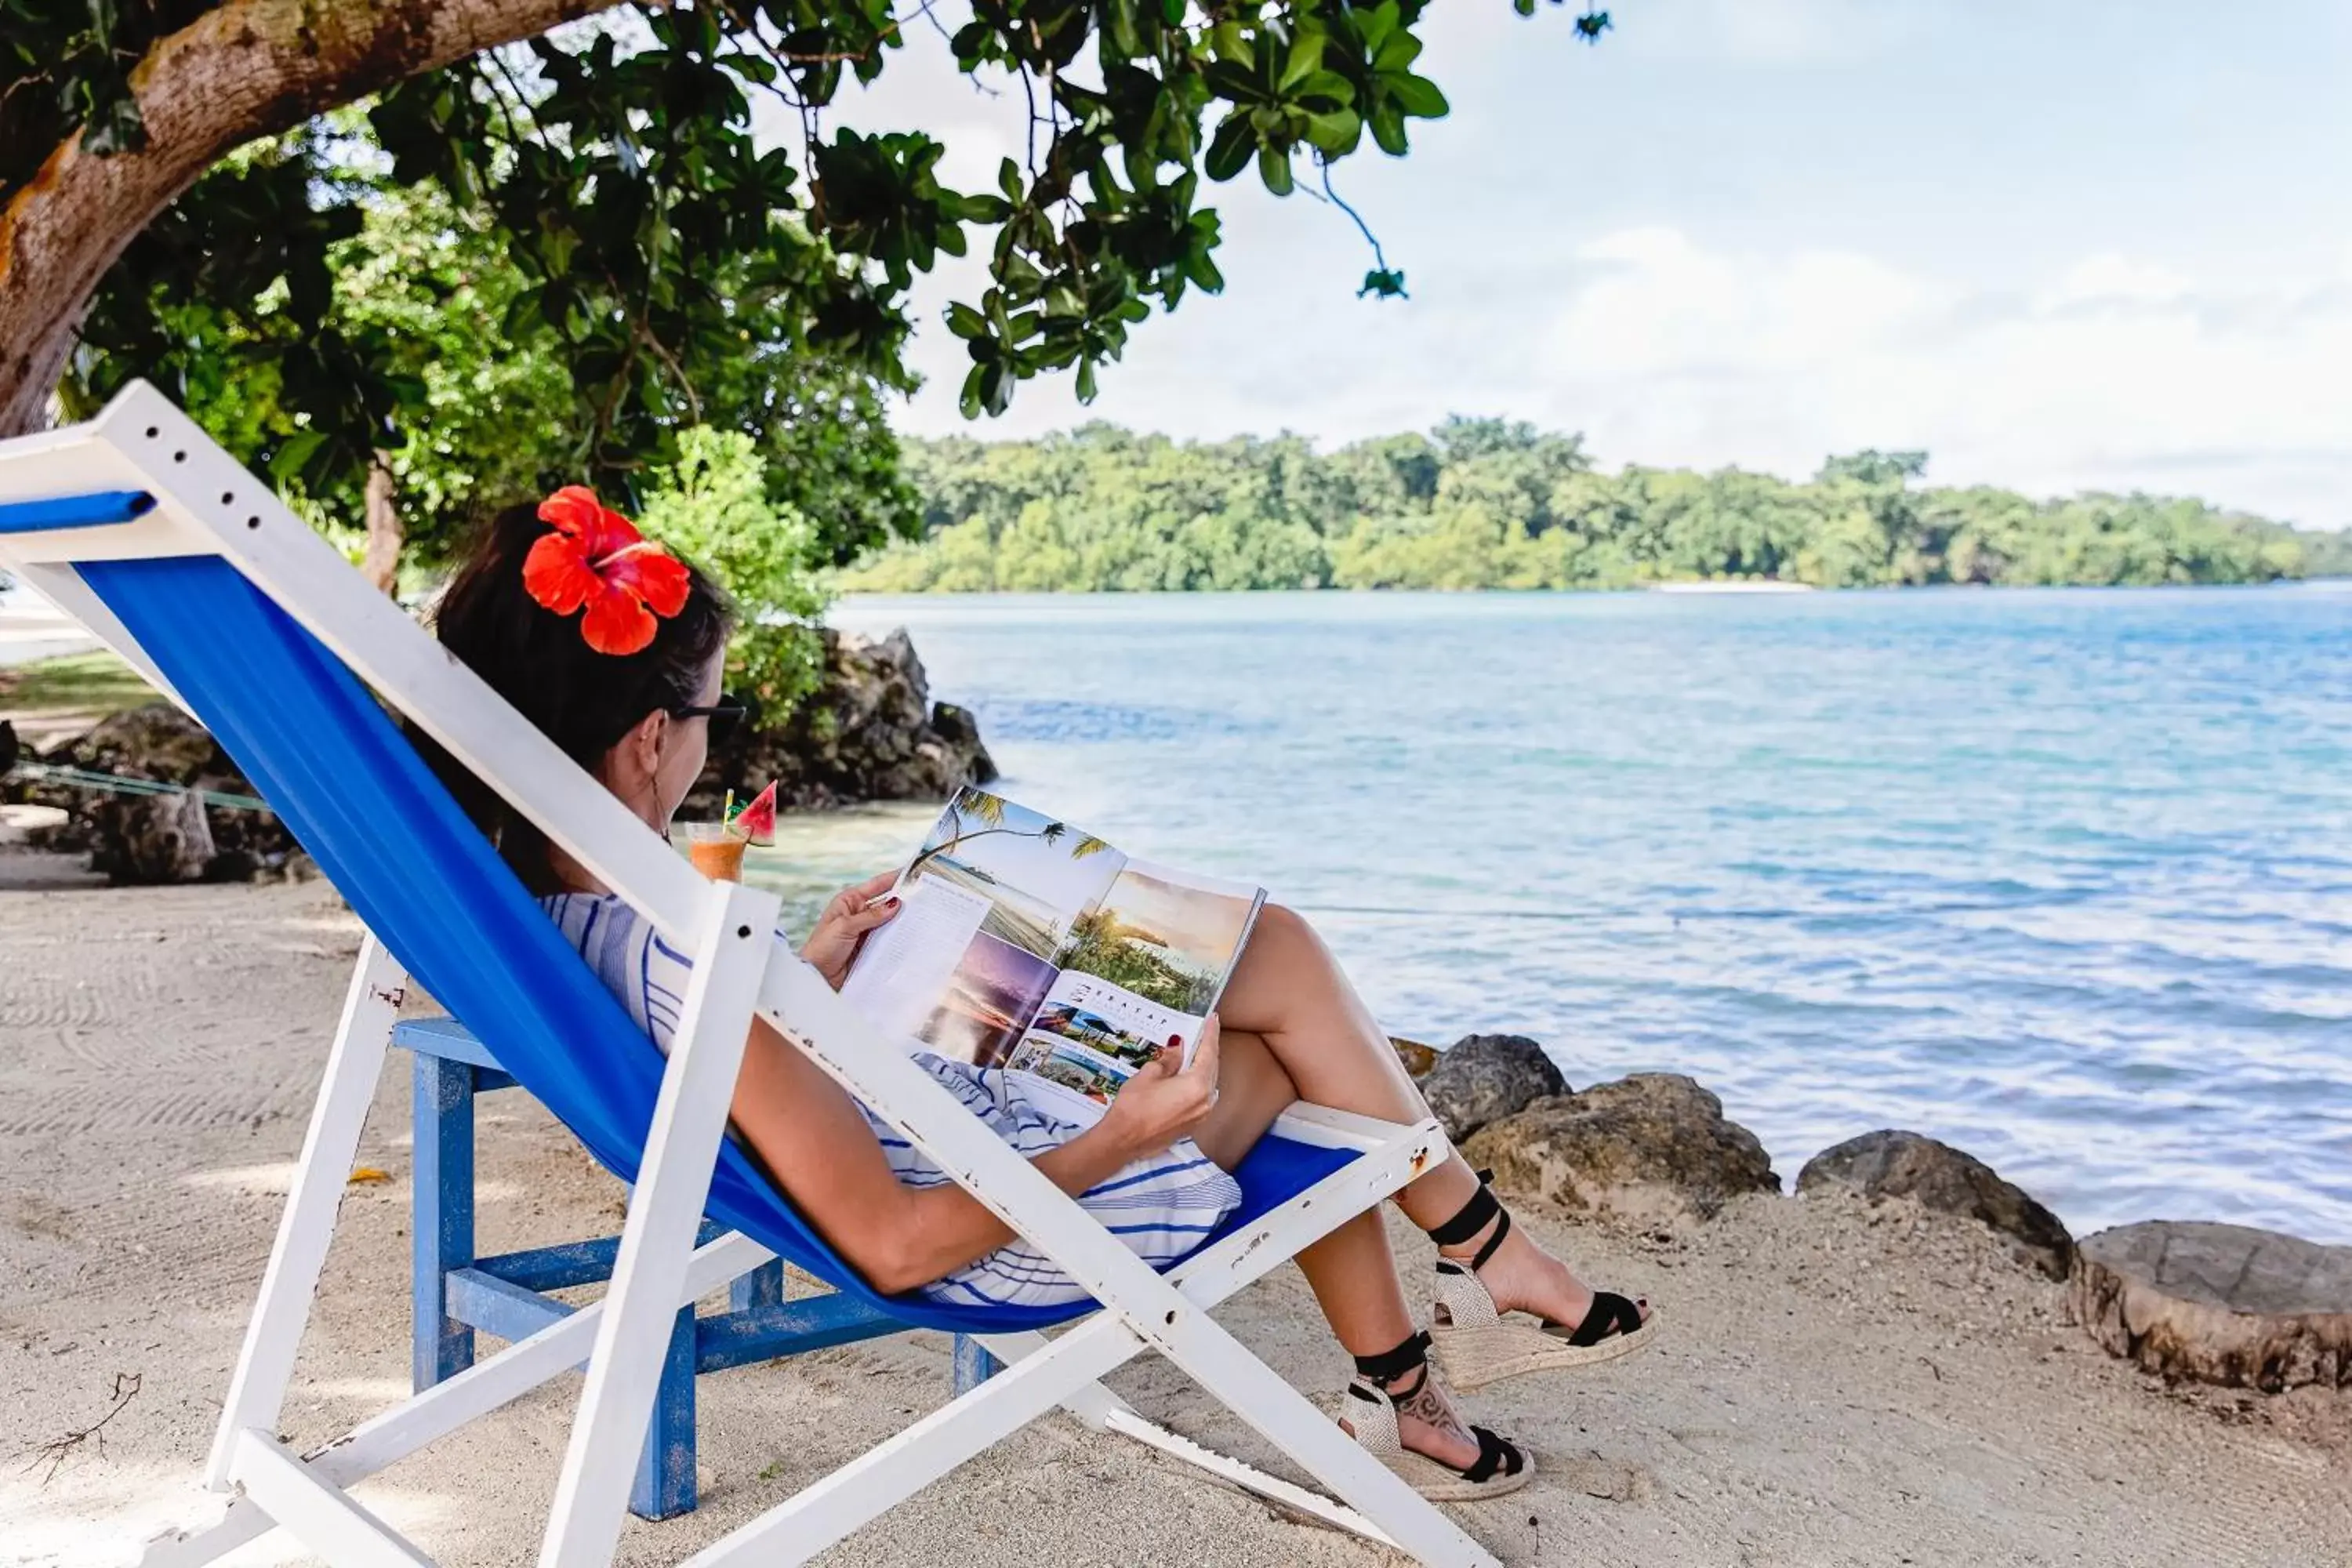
left=800, top=870, right=902, bottom=990
left=1097, top=1016, right=1222, bottom=1162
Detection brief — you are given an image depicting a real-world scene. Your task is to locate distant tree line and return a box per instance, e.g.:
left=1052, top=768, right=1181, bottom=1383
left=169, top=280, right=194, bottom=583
left=843, top=420, right=2352, bottom=592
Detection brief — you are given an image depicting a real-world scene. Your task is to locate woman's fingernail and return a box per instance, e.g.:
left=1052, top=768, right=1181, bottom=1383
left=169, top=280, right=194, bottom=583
left=880, top=895, right=899, bottom=909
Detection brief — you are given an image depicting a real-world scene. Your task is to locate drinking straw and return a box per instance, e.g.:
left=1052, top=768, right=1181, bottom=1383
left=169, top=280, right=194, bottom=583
left=723, top=787, right=735, bottom=823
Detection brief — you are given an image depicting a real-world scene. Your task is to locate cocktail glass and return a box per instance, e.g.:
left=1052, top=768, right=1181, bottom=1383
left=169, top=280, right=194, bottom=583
left=676, top=822, right=746, bottom=884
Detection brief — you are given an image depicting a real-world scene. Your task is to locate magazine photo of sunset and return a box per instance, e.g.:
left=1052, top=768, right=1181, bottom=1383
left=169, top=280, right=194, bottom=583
left=913, top=929, right=1057, bottom=1069
left=902, top=786, right=1122, bottom=960
left=1053, top=861, right=1263, bottom=1015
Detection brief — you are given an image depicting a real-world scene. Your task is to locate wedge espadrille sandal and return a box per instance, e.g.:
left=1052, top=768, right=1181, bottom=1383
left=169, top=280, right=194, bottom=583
left=1426, top=1170, right=1657, bottom=1392
left=1339, top=1330, right=1533, bottom=1502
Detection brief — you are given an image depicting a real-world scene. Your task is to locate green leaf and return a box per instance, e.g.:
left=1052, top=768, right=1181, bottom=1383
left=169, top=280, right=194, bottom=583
left=270, top=430, right=329, bottom=483
left=1372, top=32, right=1424, bottom=73
left=1387, top=74, right=1449, bottom=119
left=1279, top=29, right=1326, bottom=92
left=944, top=302, right=988, bottom=339
left=1204, top=114, right=1255, bottom=183
left=1257, top=145, right=1294, bottom=198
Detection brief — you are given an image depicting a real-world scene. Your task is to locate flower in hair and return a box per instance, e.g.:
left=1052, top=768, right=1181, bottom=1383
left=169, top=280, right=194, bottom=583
left=521, top=486, right=691, bottom=655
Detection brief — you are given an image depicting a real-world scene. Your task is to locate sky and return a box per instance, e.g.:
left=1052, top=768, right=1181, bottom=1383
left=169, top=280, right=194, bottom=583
left=812, top=1, right=2352, bottom=529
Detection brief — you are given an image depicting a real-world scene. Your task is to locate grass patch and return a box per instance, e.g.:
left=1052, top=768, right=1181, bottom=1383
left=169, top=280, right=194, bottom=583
left=0, top=650, right=158, bottom=715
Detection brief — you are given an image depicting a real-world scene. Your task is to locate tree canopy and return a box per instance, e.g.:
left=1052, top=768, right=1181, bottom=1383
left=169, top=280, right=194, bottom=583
left=2, top=0, right=1614, bottom=495
left=843, top=423, right=2350, bottom=591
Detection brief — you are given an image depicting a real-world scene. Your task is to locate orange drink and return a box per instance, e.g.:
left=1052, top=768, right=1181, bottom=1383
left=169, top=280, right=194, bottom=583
left=677, top=822, right=746, bottom=883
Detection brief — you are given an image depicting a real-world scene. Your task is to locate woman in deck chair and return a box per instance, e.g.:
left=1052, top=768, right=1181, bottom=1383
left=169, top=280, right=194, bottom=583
left=428, top=494, right=1654, bottom=1503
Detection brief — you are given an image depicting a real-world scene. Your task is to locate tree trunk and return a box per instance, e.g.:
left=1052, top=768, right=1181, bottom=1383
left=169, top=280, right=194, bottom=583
left=362, top=454, right=403, bottom=593
left=2071, top=1221, right=2352, bottom=1392
left=0, top=0, right=631, bottom=439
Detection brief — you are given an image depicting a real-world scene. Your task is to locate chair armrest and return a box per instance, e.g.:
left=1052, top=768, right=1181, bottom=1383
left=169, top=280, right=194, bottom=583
left=1272, top=1102, right=1445, bottom=1156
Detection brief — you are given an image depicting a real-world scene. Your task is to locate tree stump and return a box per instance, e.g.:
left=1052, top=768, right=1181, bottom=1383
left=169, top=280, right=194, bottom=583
left=2070, top=1221, right=2352, bottom=1392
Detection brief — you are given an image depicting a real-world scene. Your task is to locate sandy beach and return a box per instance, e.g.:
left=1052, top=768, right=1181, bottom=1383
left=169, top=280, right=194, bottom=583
left=2, top=873, right=2347, bottom=1568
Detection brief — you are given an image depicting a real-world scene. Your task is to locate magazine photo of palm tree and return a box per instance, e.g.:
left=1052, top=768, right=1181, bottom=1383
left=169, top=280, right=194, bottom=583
left=916, top=930, right=1058, bottom=1069
left=903, top=786, right=1116, bottom=960
left=1056, top=866, right=1258, bottom=1015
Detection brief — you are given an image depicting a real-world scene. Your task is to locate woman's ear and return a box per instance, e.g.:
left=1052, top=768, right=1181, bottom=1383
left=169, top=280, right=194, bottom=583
left=612, top=707, right=670, bottom=795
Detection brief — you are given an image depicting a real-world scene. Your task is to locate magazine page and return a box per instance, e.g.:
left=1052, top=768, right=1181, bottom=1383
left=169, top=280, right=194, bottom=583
left=1002, top=859, right=1265, bottom=1116
left=840, top=786, right=1124, bottom=1067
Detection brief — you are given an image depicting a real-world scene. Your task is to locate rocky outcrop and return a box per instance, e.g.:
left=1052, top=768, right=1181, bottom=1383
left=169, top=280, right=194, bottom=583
left=1465, top=1073, right=1780, bottom=1223
left=1421, top=1033, right=1567, bottom=1145
left=7, top=629, right=993, bottom=880
left=2070, top=1221, right=2352, bottom=1392
left=12, top=703, right=300, bottom=883
left=1798, top=1130, right=2074, bottom=1279
left=688, top=627, right=997, bottom=814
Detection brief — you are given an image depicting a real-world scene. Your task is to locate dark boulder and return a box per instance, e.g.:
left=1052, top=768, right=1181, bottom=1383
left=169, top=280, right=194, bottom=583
left=1421, top=1033, right=1568, bottom=1145
left=1798, top=1129, right=2074, bottom=1279
left=1465, top=1073, right=1780, bottom=1223
left=688, top=627, right=996, bottom=814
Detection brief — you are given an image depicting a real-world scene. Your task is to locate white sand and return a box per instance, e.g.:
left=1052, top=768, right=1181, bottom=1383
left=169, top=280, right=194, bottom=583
left=2, top=877, right=2347, bottom=1567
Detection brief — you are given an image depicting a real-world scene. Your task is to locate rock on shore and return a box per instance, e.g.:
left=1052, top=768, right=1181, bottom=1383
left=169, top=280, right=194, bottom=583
left=7, top=703, right=300, bottom=882
left=8, top=628, right=995, bottom=881
left=688, top=627, right=997, bottom=813
left=2070, top=1221, right=2352, bottom=1392
left=1418, top=1033, right=1567, bottom=1144
left=1798, top=1129, right=2075, bottom=1279
left=1465, top=1073, right=1781, bottom=1223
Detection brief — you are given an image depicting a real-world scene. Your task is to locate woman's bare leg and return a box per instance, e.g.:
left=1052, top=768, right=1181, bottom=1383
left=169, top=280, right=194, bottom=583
left=1195, top=1024, right=1486, bottom=1470
left=1205, top=906, right=1646, bottom=1336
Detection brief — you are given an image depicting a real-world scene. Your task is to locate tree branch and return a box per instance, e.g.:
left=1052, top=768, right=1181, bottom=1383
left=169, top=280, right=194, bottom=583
left=0, top=0, right=641, bottom=437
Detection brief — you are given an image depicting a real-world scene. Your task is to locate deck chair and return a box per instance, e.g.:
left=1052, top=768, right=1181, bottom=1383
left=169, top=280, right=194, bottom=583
left=0, top=382, right=1496, bottom=1568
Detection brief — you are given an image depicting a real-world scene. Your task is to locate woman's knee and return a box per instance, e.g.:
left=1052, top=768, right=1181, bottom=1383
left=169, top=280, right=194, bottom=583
left=1252, top=901, right=1320, bottom=959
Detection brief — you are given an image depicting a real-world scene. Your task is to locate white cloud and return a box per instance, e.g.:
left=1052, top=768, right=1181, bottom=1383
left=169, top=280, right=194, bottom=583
left=1512, top=228, right=2352, bottom=524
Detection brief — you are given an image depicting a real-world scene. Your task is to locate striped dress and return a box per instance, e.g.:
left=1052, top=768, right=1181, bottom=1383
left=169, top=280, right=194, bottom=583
left=541, top=892, right=1242, bottom=1308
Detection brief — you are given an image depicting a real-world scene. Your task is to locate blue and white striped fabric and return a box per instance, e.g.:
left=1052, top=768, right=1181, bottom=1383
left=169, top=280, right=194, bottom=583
left=542, top=892, right=1243, bottom=1308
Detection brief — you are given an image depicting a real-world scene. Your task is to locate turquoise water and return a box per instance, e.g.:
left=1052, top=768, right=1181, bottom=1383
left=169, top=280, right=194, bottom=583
left=806, top=587, right=2352, bottom=1247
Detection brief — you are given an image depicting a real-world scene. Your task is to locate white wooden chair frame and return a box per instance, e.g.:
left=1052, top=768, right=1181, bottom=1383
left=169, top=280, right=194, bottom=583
left=0, top=383, right=1500, bottom=1568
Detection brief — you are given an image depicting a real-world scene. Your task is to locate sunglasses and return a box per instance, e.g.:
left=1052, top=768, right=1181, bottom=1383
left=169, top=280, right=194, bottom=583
left=670, top=692, right=749, bottom=746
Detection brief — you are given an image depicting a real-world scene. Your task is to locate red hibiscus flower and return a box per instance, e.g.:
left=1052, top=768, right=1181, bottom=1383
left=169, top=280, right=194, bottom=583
left=521, top=486, right=692, bottom=655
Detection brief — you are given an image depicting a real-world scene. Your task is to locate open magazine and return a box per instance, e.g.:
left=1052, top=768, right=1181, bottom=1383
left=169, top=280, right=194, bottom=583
left=840, top=786, right=1265, bottom=1119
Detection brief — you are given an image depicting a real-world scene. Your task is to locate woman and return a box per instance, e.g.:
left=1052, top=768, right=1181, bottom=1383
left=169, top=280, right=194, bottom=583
left=430, top=492, right=1653, bottom=1501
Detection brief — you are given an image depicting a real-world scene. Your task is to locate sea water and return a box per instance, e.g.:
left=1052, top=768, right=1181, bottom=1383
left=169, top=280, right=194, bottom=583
left=785, top=586, right=2352, bottom=1247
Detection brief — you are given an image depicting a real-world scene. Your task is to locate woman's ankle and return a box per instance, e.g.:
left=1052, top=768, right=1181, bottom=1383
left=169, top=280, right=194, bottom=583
left=1434, top=1209, right=1502, bottom=1265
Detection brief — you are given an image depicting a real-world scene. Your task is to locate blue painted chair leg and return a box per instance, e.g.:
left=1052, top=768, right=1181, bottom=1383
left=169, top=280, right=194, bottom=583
left=412, top=1053, right=476, bottom=1391
left=730, top=1258, right=786, bottom=1313
left=952, top=1334, right=1000, bottom=1395
left=631, top=1305, right=699, bottom=1520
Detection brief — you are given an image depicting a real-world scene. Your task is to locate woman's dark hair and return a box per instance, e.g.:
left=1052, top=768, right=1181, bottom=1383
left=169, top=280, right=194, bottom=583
left=421, top=500, right=732, bottom=891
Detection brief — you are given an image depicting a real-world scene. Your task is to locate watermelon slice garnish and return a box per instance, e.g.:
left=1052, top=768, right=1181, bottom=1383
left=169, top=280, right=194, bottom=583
left=728, top=780, right=778, bottom=846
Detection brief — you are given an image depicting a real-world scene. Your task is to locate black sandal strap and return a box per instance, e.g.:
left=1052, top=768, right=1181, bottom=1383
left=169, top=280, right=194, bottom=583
left=1468, top=1204, right=1512, bottom=1273
left=1352, top=1328, right=1432, bottom=1388
left=1564, top=1290, right=1643, bottom=1348
left=1458, top=1425, right=1525, bottom=1484
left=1425, top=1169, right=1499, bottom=1249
